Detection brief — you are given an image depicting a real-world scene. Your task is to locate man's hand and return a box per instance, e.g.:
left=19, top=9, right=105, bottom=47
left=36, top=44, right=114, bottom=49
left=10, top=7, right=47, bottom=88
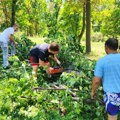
left=91, top=91, right=97, bottom=99
left=91, top=77, right=101, bottom=99
left=57, top=60, right=61, bottom=66
left=14, top=41, right=18, bottom=46
left=53, top=55, right=61, bottom=66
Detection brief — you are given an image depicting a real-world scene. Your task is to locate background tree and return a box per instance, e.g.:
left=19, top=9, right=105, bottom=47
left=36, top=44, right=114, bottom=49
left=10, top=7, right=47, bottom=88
left=11, top=0, right=17, bottom=26
left=45, top=0, right=62, bottom=38
left=0, top=0, right=119, bottom=52
left=16, top=0, right=47, bottom=36
left=101, top=0, right=120, bottom=37
left=0, top=0, right=11, bottom=29
left=86, top=0, right=91, bottom=53
left=91, top=0, right=115, bottom=35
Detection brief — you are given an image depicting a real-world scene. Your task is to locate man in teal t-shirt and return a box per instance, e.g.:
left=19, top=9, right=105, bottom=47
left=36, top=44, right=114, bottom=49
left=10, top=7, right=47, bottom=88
left=91, top=38, right=120, bottom=120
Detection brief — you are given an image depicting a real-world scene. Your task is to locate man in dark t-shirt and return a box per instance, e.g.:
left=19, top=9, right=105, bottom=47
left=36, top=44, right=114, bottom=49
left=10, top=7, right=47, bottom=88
left=30, top=42, right=62, bottom=77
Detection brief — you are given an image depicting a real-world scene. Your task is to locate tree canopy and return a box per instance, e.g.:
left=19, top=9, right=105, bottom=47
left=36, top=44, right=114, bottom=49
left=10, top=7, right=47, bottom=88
left=0, top=0, right=119, bottom=52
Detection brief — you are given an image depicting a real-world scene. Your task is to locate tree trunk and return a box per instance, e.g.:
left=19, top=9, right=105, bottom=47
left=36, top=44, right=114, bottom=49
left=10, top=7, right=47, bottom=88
left=35, top=23, right=39, bottom=35
left=78, top=3, right=86, bottom=41
left=3, top=7, right=9, bottom=27
left=11, top=0, right=17, bottom=26
left=86, top=0, right=91, bottom=53
left=54, top=3, right=60, bottom=36
left=1, top=0, right=9, bottom=27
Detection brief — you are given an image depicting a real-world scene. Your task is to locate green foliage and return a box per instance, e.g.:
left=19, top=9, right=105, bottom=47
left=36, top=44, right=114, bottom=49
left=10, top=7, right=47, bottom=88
left=15, top=35, right=36, bottom=60
left=0, top=36, right=108, bottom=119
left=101, top=1, right=120, bottom=37
left=45, top=1, right=62, bottom=38
left=91, top=0, right=116, bottom=35
left=1, top=1, right=120, bottom=119
left=92, top=0, right=120, bottom=37
left=16, top=0, right=48, bottom=36
left=91, top=32, right=104, bottom=42
left=0, top=0, right=12, bottom=29
left=0, top=0, right=120, bottom=40
left=0, top=0, right=85, bottom=53
left=45, top=36, right=84, bottom=65
left=1, top=1, right=118, bottom=117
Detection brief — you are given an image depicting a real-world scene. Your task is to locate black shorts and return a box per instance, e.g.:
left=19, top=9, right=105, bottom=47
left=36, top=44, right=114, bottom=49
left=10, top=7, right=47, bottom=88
left=30, top=55, right=49, bottom=66
left=30, top=56, right=39, bottom=66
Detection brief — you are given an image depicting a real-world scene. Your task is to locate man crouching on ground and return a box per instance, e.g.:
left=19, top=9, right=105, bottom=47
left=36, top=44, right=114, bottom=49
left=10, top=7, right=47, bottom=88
left=30, top=42, right=63, bottom=77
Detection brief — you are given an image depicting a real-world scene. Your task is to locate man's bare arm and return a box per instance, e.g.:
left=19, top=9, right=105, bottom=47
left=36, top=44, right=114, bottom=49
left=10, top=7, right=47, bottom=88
left=9, top=34, right=16, bottom=45
left=91, top=76, right=101, bottom=99
left=50, top=55, right=61, bottom=65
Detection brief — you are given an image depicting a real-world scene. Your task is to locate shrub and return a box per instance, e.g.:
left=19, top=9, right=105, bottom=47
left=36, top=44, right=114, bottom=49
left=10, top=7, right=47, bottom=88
left=91, top=32, right=104, bottom=42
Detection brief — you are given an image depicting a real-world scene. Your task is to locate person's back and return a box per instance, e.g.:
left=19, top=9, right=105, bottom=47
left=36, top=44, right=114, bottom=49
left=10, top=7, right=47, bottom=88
left=92, top=38, right=120, bottom=120
left=30, top=42, right=62, bottom=77
left=30, top=43, right=50, bottom=57
left=96, top=53, right=120, bottom=93
left=0, top=27, right=14, bottom=43
left=30, top=43, right=54, bottom=62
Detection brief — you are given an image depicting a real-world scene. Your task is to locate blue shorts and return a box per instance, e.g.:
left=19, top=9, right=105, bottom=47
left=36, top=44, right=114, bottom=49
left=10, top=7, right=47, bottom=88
left=104, top=92, right=120, bottom=115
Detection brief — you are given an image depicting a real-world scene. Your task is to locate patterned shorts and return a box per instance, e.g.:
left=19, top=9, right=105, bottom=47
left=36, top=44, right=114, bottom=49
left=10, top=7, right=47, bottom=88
left=104, top=92, right=120, bottom=115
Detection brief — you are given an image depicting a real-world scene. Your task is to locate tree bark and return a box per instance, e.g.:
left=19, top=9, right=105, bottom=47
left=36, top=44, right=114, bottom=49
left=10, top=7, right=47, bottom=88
left=1, top=0, right=9, bottom=27
left=78, top=3, right=86, bottom=41
left=86, top=0, right=91, bottom=53
left=11, top=0, right=17, bottom=26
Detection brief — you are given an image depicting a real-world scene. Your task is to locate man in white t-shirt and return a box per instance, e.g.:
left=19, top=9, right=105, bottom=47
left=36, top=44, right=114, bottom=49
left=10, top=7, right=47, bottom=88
left=0, top=24, right=18, bottom=69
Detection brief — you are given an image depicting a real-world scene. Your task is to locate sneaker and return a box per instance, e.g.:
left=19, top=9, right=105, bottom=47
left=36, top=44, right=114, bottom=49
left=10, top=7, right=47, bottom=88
left=4, top=66, right=10, bottom=69
left=48, top=74, right=52, bottom=78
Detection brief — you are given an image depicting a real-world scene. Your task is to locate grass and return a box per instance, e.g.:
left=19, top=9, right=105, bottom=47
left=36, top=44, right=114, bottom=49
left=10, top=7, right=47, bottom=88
left=28, top=36, right=46, bottom=44
left=14, top=32, right=45, bottom=44
left=81, top=41, right=105, bottom=60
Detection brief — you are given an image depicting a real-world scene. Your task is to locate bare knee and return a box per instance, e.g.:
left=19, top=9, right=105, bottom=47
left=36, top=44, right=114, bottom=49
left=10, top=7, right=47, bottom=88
left=108, top=114, right=118, bottom=120
left=32, top=66, right=38, bottom=77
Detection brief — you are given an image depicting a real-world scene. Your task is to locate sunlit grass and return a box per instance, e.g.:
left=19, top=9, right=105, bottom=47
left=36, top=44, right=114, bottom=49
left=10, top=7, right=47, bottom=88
left=14, top=32, right=46, bottom=44
left=81, top=41, right=105, bottom=60
left=28, top=36, right=46, bottom=44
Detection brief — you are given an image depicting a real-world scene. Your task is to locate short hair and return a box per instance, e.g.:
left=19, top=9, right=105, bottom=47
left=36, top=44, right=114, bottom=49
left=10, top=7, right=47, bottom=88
left=49, top=42, right=59, bottom=51
left=12, top=24, right=18, bottom=27
left=105, top=38, right=118, bottom=50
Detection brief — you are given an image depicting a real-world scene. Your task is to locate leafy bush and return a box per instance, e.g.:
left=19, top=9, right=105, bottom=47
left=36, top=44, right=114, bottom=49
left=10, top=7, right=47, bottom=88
left=91, top=32, right=104, bottom=42
left=15, top=35, right=36, bottom=61
left=0, top=35, right=111, bottom=120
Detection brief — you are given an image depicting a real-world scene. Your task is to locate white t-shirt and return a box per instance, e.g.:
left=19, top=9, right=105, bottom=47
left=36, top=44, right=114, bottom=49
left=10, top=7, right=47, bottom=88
left=0, top=27, right=14, bottom=43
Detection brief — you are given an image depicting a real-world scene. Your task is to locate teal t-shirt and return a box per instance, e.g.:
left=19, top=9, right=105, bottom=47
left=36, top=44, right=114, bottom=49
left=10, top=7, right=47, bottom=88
left=94, top=53, right=120, bottom=93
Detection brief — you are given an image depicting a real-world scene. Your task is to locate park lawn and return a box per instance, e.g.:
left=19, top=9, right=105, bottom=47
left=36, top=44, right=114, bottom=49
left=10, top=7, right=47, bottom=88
left=82, top=41, right=105, bottom=60
left=28, top=36, right=46, bottom=44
